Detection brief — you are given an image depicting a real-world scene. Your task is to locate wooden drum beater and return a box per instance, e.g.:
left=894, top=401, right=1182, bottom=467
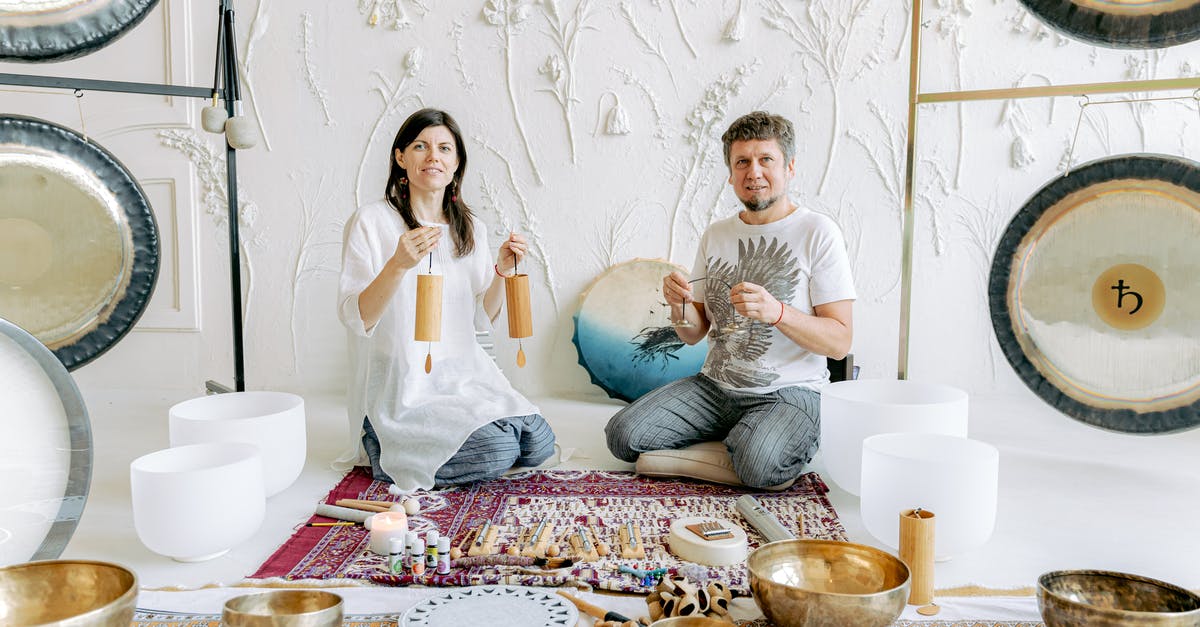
left=415, top=252, right=442, bottom=374
left=505, top=258, right=532, bottom=368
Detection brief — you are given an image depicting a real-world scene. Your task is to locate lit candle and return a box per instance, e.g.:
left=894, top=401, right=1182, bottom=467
left=368, top=511, right=408, bottom=556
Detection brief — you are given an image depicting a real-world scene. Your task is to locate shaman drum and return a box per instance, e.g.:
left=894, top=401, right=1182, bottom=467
left=989, top=154, right=1200, bottom=434
left=572, top=259, right=708, bottom=402
left=0, top=317, right=90, bottom=566
left=0, top=115, right=159, bottom=370
left=0, top=0, right=160, bottom=62
left=1017, top=0, right=1200, bottom=48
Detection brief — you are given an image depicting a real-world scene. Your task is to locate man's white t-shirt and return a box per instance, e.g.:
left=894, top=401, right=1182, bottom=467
left=691, top=205, right=856, bottom=393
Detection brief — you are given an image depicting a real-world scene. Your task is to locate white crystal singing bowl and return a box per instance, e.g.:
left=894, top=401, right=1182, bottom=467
left=819, top=379, right=968, bottom=496
left=130, top=442, right=265, bottom=562
left=860, top=433, right=999, bottom=560
left=169, top=391, right=306, bottom=497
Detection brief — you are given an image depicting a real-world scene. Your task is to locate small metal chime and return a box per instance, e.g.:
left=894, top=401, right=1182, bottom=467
left=504, top=257, right=533, bottom=367
left=414, top=252, right=441, bottom=374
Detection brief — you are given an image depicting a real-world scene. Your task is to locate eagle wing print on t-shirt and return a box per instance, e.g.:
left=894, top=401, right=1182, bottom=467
left=704, top=236, right=801, bottom=388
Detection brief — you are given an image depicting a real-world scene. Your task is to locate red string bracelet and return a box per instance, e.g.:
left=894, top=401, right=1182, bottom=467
left=494, top=264, right=507, bottom=278
left=770, top=301, right=785, bottom=326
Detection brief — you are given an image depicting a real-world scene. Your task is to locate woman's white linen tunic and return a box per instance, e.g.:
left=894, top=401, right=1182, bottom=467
left=334, top=200, right=538, bottom=491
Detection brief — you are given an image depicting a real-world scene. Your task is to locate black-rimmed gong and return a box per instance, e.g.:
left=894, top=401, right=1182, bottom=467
left=989, top=154, right=1200, bottom=434
left=0, top=115, right=158, bottom=370
left=1018, top=0, right=1200, bottom=48
left=0, top=0, right=160, bottom=62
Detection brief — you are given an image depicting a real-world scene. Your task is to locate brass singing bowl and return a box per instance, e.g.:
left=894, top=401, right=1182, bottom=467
left=0, top=560, right=137, bottom=626
left=746, top=539, right=910, bottom=627
left=1038, top=570, right=1200, bottom=627
left=222, top=590, right=344, bottom=627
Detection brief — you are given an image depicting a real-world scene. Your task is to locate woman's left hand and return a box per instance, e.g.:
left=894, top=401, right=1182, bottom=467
left=497, top=232, right=528, bottom=275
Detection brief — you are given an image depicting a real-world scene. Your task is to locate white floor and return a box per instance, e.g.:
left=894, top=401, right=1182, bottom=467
left=58, top=387, right=1200, bottom=616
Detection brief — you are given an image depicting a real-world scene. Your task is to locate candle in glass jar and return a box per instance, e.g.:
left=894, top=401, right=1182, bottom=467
left=368, top=511, right=408, bottom=555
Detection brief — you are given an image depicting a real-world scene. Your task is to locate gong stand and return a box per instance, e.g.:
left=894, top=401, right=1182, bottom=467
left=896, top=1, right=1200, bottom=379
left=0, top=0, right=250, bottom=393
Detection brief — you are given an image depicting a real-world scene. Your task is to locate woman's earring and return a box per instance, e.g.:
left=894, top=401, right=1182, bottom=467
left=449, top=180, right=457, bottom=203
left=400, top=176, right=408, bottom=199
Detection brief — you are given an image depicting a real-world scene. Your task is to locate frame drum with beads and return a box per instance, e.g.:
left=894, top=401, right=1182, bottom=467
left=1017, top=0, right=1200, bottom=48
left=0, top=0, right=160, bottom=62
left=572, top=259, right=708, bottom=403
left=989, top=154, right=1200, bottom=434
left=0, top=115, right=159, bottom=371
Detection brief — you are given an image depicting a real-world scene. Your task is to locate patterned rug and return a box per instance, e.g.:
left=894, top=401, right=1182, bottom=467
left=251, top=468, right=846, bottom=594
left=132, top=609, right=1043, bottom=627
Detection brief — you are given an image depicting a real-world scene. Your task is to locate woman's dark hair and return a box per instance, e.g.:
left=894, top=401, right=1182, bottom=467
left=385, top=108, right=474, bottom=257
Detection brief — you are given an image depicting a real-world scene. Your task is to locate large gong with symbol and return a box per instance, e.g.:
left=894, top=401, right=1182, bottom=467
left=989, top=154, right=1200, bottom=434
left=1017, top=0, right=1200, bottom=48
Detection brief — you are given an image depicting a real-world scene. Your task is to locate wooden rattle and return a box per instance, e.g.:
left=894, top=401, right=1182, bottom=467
left=618, top=521, right=646, bottom=559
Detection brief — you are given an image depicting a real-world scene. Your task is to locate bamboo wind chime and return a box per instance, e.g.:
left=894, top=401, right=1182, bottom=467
left=504, top=257, right=533, bottom=367
left=414, top=252, right=441, bottom=374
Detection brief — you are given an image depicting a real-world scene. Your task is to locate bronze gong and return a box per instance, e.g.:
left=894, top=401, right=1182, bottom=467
left=989, top=154, right=1200, bottom=434
left=1018, top=0, right=1200, bottom=48
left=0, top=0, right=160, bottom=61
left=0, top=115, right=158, bottom=370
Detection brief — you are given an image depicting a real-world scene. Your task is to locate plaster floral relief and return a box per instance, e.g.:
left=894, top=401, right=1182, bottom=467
left=300, top=12, right=336, bottom=127
left=762, top=0, right=880, bottom=194
left=483, top=0, right=543, bottom=185
left=539, top=0, right=598, bottom=164
left=240, top=0, right=273, bottom=151
left=354, top=47, right=424, bottom=207
left=288, top=172, right=343, bottom=371
left=157, top=129, right=264, bottom=326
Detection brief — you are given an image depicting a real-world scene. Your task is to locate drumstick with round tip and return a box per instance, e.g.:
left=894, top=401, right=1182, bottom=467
left=555, top=590, right=633, bottom=623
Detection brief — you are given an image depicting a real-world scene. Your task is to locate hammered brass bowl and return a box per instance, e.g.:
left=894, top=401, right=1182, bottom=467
left=222, top=590, right=344, bottom=627
left=0, top=560, right=137, bottom=626
left=1038, top=570, right=1200, bottom=627
left=746, top=539, right=910, bottom=627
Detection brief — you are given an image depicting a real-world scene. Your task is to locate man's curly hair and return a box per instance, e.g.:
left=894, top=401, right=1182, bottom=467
left=721, top=111, right=796, bottom=168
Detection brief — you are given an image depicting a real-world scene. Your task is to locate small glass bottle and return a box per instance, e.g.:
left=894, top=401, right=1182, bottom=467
left=410, top=539, right=425, bottom=575
left=404, top=530, right=419, bottom=572
left=425, top=530, right=439, bottom=570
left=388, top=537, right=404, bottom=575
left=436, top=536, right=451, bottom=574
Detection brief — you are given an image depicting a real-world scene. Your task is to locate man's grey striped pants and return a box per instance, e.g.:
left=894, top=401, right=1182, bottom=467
left=604, top=374, right=820, bottom=489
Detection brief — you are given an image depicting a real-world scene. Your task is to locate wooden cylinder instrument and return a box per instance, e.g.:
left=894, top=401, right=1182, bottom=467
left=414, top=273, right=443, bottom=342
left=505, top=274, right=533, bottom=338
left=900, top=508, right=936, bottom=606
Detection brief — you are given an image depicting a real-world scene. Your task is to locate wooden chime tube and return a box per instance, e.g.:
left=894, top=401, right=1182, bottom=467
left=900, top=508, right=935, bottom=606
left=415, top=274, right=443, bottom=342
left=505, top=273, right=533, bottom=338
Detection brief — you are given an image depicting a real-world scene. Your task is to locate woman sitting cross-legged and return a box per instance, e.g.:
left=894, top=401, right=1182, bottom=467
left=335, top=107, right=556, bottom=492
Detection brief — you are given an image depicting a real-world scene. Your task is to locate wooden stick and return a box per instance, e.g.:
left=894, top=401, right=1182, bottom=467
left=334, top=498, right=389, bottom=513
left=555, top=591, right=632, bottom=623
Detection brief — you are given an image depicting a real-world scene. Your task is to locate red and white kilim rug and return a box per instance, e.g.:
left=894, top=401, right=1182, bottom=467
left=251, top=468, right=847, bottom=594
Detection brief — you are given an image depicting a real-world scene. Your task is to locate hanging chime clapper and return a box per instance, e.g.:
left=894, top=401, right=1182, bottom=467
left=415, top=250, right=441, bottom=374
left=505, top=254, right=533, bottom=368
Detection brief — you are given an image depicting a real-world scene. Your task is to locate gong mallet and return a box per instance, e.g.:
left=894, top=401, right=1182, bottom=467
left=555, top=590, right=634, bottom=624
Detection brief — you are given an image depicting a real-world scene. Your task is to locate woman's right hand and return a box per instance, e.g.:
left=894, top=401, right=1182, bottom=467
left=663, top=271, right=693, bottom=307
left=391, top=226, right=441, bottom=270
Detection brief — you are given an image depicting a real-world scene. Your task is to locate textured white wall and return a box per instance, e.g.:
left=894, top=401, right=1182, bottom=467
left=2, top=0, right=1198, bottom=402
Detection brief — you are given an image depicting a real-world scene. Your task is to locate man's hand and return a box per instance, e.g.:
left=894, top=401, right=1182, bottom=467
left=663, top=271, right=694, bottom=307
left=730, top=281, right=782, bottom=324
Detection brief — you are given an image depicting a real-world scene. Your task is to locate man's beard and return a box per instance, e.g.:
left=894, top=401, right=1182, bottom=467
left=741, top=193, right=782, bottom=212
